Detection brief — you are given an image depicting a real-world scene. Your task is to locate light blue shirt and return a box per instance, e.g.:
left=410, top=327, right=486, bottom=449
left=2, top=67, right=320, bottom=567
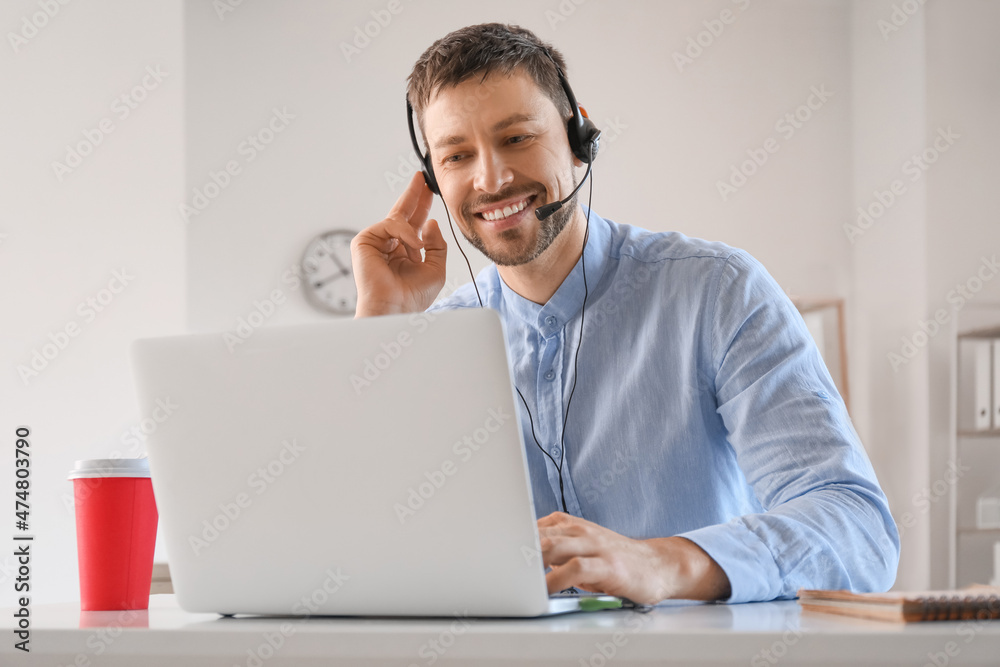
left=428, top=208, right=899, bottom=603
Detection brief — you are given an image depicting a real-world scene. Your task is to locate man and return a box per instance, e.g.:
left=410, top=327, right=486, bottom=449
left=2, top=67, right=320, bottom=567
left=351, top=23, right=899, bottom=605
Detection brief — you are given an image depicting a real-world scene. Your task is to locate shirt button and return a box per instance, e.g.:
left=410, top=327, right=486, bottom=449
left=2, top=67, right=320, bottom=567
left=550, top=447, right=561, bottom=458
left=544, top=370, right=555, bottom=381
left=545, top=316, right=557, bottom=327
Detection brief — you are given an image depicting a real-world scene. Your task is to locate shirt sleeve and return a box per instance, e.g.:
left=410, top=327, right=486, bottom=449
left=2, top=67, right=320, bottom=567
left=677, top=250, right=899, bottom=603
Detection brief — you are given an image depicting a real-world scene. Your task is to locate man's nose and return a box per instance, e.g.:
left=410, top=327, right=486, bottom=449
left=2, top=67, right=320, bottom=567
left=472, top=149, right=513, bottom=193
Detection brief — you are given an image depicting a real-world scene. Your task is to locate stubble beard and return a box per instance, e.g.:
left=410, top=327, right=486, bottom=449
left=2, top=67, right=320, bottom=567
left=461, top=188, right=577, bottom=267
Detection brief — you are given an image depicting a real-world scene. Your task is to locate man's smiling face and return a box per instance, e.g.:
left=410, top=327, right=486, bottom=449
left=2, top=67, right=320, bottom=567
left=421, top=69, right=580, bottom=267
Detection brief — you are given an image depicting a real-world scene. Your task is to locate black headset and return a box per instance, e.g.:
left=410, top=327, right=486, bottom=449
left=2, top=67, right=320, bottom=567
left=406, top=55, right=601, bottom=197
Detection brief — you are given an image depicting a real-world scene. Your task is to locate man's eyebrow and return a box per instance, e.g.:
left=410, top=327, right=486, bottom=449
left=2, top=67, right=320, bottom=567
left=492, top=113, right=537, bottom=133
left=432, top=113, right=539, bottom=150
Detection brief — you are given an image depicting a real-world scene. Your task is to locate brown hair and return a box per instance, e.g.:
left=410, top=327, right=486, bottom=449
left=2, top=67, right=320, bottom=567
left=406, top=23, right=571, bottom=137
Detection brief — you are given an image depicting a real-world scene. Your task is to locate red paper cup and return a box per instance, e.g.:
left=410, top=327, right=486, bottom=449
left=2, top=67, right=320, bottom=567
left=69, top=459, right=158, bottom=611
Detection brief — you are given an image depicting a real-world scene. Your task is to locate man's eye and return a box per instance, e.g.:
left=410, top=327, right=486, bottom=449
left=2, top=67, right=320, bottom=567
left=508, top=135, right=530, bottom=145
left=444, top=154, right=464, bottom=163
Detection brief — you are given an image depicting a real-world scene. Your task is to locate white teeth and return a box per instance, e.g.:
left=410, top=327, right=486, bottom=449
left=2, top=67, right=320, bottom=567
left=483, top=199, right=527, bottom=222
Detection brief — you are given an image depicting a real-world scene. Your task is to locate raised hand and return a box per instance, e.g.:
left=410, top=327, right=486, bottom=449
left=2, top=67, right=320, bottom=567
left=350, top=172, right=448, bottom=317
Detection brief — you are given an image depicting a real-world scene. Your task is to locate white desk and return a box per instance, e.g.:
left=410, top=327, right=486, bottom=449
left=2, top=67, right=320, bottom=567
left=3, top=594, right=1000, bottom=666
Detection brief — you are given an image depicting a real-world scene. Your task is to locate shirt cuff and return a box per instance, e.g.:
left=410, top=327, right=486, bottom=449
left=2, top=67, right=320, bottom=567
left=677, top=518, right=784, bottom=604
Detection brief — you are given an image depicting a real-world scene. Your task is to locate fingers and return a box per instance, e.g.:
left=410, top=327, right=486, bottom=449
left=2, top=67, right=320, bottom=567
left=410, top=175, right=435, bottom=230
left=537, top=513, right=618, bottom=595
left=537, top=512, right=589, bottom=537
left=419, top=218, right=447, bottom=270
left=545, top=557, right=611, bottom=596
left=353, top=212, right=423, bottom=264
left=385, top=215, right=425, bottom=258
left=355, top=171, right=439, bottom=264
left=349, top=172, right=447, bottom=317
left=541, top=535, right=593, bottom=569
left=538, top=511, right=574, bottom=527
left=388, top=171, right=435, bottom=231
left=364, top=235, right=398, bottom=258
left=538, top=514, right=597, bottom=567
left=352, top=226, right=411, bottom=269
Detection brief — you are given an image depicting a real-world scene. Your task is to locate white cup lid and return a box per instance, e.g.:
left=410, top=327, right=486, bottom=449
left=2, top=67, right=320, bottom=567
left=68, top=458, right=151, bottom=480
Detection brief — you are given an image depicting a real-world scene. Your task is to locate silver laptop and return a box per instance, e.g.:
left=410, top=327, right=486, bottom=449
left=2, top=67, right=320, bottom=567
left=130, top=308, right=609, bottom=617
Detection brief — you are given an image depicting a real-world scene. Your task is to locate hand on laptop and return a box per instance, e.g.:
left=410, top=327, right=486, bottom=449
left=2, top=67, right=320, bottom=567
left=538, top=512, right=732, bottom=605
left=351, top=172, right=448, bottom=317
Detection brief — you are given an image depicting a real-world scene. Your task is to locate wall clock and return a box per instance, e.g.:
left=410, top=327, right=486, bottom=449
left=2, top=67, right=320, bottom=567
left=301, top=229, right=357, bottom=316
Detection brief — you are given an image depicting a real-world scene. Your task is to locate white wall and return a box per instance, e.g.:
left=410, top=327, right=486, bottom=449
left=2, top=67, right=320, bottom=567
left=849, top=0, right=931, bottom=591
left=0, top=1, right=184, bottom=603
left=3, top=0, right=998, bottom=606
left=185, top=0, right=857, bottom=333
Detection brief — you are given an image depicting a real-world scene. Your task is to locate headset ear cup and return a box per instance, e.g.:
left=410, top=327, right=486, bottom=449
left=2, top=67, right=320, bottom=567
left=581, top=118, right=601, bottom=163
left=568, top=115, right=602, bottom=164
left=422, top=158, right=440, bottom=196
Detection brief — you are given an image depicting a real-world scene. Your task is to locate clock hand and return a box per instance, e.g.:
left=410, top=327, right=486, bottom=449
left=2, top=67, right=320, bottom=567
left=329, top=252, right=351, bottom=276
left=311, top=272, right=347, bottom=289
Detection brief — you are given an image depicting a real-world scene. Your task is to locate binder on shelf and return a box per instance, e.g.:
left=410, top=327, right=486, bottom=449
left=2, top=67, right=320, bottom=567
left=974, top=340, right=992, bottom=431
left=993, top=339, right=1000, bottom=430
left=993, top=542, right=1000, bottom=587
left=978, top=482, right=1000, bottom=530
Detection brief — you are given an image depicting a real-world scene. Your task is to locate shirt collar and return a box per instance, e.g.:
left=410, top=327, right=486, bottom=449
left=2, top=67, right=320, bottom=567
left=494, top=206, right=612, bottom=335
